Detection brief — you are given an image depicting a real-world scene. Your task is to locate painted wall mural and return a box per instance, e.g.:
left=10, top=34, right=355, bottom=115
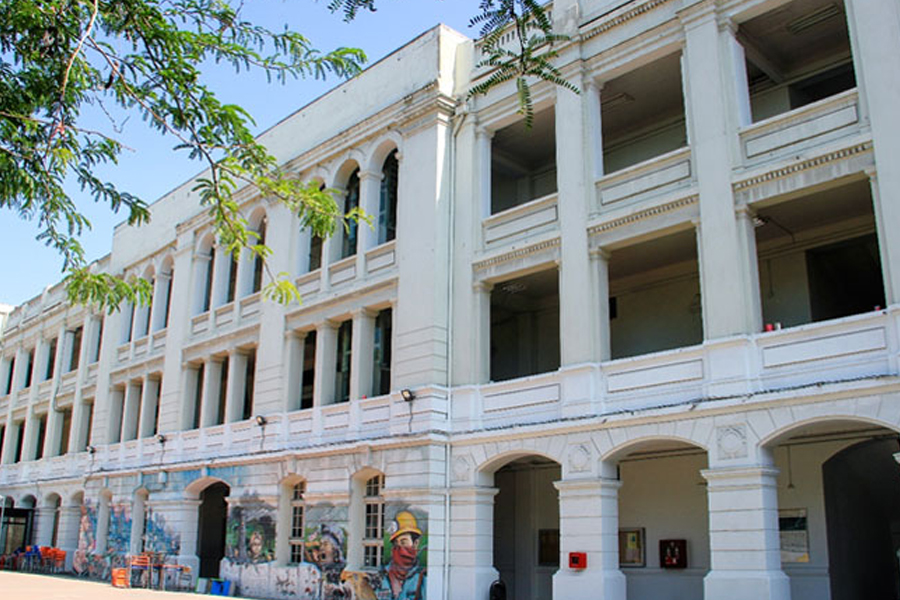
left=73, top=501, right=97, bottom=575
left=144, top=510, right=181, bottom=555
left=107, top=504, right=132, bottom=555
left=220, top=501, right=428, bottom=600
left=226, top=495, right=277, bottom=564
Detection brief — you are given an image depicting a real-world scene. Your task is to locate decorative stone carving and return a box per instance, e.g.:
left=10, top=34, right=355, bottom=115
left=567, top=444, right=592, bottom=473
left=452, top=456, right=471, bottom=483
left=717, top=424, right=748, bottom=460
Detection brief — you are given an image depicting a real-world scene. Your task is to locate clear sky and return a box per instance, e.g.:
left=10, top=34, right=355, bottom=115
left=0, top=0, right=481, bottom=308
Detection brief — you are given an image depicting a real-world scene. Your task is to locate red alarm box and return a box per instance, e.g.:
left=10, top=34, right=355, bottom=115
left=569, top=552, right=587, bottom=569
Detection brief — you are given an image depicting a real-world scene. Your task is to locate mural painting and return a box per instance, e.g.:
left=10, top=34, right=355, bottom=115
left=144, top=509, right=181, bottom=556
left=107, top=503, right=132, bottom=555
left=73, top=501, right=97, bottom=575
left=226, top=498, right=277, bottom=564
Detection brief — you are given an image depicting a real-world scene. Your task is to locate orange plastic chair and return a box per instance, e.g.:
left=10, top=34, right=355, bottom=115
left=53, top=549, right=66, bottom=573
left=111, top=567, right=130, bottom=588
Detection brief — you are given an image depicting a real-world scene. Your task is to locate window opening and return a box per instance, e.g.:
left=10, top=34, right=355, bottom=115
left=301, top=332, right=317, bottom=410
left=342, top=170, right=360, bottom=259
left=289, top=481, right=306, bottom=565
left=372, top=309, right=392, bottom=396
left=335, top=321, right=352, bottom=403
left=69, top=327, right=83, bottom=372
left=242, top=349, right=256, bottom=420
left=378, top=151, right=399, bottom=244
left=363, top=474, right=385, bottom=568
left=45, top=338, right=57, bottom=381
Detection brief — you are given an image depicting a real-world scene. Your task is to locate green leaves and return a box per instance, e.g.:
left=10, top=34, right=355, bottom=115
left=0, top=0, right=367, bottom=312
left=469, top=0, right=579, bottom=127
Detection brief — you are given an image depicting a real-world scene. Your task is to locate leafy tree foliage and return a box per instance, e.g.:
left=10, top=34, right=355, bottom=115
left=0, top=0, right=572, bottom=313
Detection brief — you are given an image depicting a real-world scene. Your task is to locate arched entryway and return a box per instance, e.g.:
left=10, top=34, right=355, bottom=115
left=4, top=495, right=36, bottom=553
left=604, top=438, right=710, bottom=600
left=763, top=418, right=900, bottom=600
left=197, top=482, right=229, bottom=579
left=490, top=454, right=561, bottom=600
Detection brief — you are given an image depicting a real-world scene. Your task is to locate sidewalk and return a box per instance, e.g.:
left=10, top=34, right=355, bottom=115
left=0, top=571, right=246, bottom=600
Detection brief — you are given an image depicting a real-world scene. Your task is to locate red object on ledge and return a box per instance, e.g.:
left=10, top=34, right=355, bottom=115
left=569, top=552, right=587, bottom=569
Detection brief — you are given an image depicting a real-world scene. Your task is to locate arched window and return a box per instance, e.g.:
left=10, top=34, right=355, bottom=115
left=341, top=169, right=360, bottom=259
left=378, top=150, right=399, bottom=244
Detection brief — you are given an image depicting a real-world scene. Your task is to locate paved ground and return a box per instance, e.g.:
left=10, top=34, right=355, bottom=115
left=0, top=571, right=246, bottom=599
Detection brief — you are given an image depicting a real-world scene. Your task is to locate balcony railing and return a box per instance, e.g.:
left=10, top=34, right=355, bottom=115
left=483, top=192, right=559, bottom=247
left=595, top=146, right=693, bottom=209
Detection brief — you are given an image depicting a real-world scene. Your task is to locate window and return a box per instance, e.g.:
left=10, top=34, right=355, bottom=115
left=363, top=474, right=385, bottom=568
left=81, top=400, right=94, bottom=451
left=203, top=248, right=215, bottom=312
left=301, top=332, right=317, bottom=410
left=69, top=327, right=83, bottom=372
left=162, top=269, right=173, bottom=328
left=45, top=337, right=57, bottom=381
left=123, top=303, right=135, bottom=344
left=192, top=363, right=204, bottom=430
left=309, top=235, right=323, bottom=272
left=335, top=321, right=352, bottom=403
left=34, top=414, right=47, bottom=460
left=4, top=355, right=14, bottom=395
left=252, top=221, right=266, bottom=294
left=91, top=320, right=103, bottom=364
left=378, top=151, right=399, bottom=244
left=12, top=421, right=24, bottom=463
left=242, top=349, right=257, bottom=420
left=226, top=255, right=238, bottom=304
left=373, top=309, right=392, bottom=396
left=217, top=358, right=229, bottom=425
left=23, top=348, right=34, bottom=389
left=341, top=170, right=360, bottom=259
left=59, top=408, right=72, bottom=456
left=289, top=482, right=306, bottom=565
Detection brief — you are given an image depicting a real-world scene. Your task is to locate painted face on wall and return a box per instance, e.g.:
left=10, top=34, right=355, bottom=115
left=249, top=531, right=264, bottom=559
left=394, top=532, right=419, bottom=550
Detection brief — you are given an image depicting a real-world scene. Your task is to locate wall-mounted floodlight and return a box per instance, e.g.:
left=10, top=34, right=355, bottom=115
left=156, top=434, right=167, bottom=444
left=255, top=415, right=267, bottom=427
left=86, top=445, right=96, bottom=454
left=401, top=389, right=416, bottom=402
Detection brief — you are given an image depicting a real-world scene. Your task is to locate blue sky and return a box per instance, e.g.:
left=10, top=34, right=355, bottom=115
left=0, top=0, right=480, bottom=307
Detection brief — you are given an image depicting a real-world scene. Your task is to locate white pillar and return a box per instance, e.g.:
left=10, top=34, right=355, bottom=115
left=313, top=322, right=338, bottom=406
left=350, top=309, right=376, bottom=401
left=552, top=478, right=626, bottom=600
left=474, top=282, right=492, bottom=384
left=56, top=503, right=81, bottom=567
left=33, top=505, right=57, bottom=546
left=138, top=376, right=160, bottom=438
left=476, top=128, right=493, bottom=219
left=284, top=332, right=306, bottom=412
left=120, top=381, right=141, bottom=442
left=591, top=249, right=612, bottom=361
left=200, top=358, right=222, bottom=428
left=448, top=486, right=499, bottom=600
left=736, top=207, right=763, bottom=333
left=846, top=0, right=900, bottom=304
left=680, top=3, right=757, bottom=338
left=357, top=170, right=383, bottom=274
left=152, top=272, right=172, bottom=331
left=703, top=466, right=790, bottom=600
left=224, top=350, right=247, bottom=423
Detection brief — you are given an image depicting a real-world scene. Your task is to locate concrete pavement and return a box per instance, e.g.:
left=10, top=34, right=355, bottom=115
left=0, top=571, right=246, bottom=599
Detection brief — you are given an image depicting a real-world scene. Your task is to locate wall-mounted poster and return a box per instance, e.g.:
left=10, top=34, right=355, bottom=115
left=619, top=528, right=645, bottom=567
left=659, top=539, right=687, bottom=569
left=779, top=508, right=810, bottom=563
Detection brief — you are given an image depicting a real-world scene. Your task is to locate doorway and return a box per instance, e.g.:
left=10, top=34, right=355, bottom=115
left=197, top=482, right=229, bottom=578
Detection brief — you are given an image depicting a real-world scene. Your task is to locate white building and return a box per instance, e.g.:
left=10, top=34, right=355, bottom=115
left=1, top=0, right=899, bottom=599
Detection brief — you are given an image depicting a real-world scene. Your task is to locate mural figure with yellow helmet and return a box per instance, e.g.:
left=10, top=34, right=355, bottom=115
left=374, top=510, right=426, bottom=600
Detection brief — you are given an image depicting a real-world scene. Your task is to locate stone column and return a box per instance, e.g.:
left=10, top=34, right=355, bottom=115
left=313, top=322, right=338, bottom=407
left=284, top=332, right=306, bottom=412
left=44, top=325, right=68, bottom=457
left=152, top=271, right=172, bottom=332
left=591, top=249, right=612, bottom=361
left=120, top=381, right=142, bottom=442
left=473, top=282, right=493, bottom=384
left=67, top=315, right=93, bottom=453
left=845, top=0, right=900, bottom=304
left=33, top=504, right=58, bottom=546
left=556, top=69, right=601, bottom=365
left=224, top=350, right=247, bottom=424
left=357, top=170, right=383, bottom=274
left=191, top=249, right=213, bottom=315
left=476, top=127, right=493, bottom=220
left=736, top=207, right=763, bottom=333
left=552, top=478, right=626, bottom=600
left=200, top=358, right=223, bottom=428
left=586, top=79, right=604, bottom=181
left=349, top=309, right=375, bottom=401
left=702, top=466, right=790, bottom=600
left=56, top=502, right=81, bottom=568
left=680, top=1, right=758, bottom=338
left=448, top=486, right=498, bottom=600
left=138, top=376, right=161, bottom=438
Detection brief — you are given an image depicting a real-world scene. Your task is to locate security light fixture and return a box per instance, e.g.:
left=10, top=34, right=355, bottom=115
left=401, top=388, right=416, bottom=402
left=255, top=415, right=267, bottom=426
left=86, top=445, right=96, bottom=454
left=156, top=434, right=167, bottom=444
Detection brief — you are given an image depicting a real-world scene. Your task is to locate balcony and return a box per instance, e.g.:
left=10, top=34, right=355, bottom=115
left=483, top=193, right=559, bottom=247
left=595, top=147, right=693, bottom=209
left=739, top=89, right=861, bottom=165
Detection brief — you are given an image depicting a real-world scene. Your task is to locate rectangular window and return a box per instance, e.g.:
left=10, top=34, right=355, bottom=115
left=23, top=349, right=34, bottom=389
left=151, top=378, right=161, bottom=436
left=217, top=358, right=229, bottom=425
left=252, top=223, right=266, bottom=294
left=69, top=327, right=83, bottom=372
left=203, top=250, right=215, bottom=313
left=242, top=349, right=256, bottom=421
left=335, top=321, right=352, bottom=403
left=13, top=421, right=24, bottom=463
left=45, top=338, right=57, bottom=381
left=59, top=409, right=72, bottom=456
left=0, top=426, right=5, bottom=461
left=4, top=356, right=14, bottom=396
left=372, top=309, right=392, bottom=397
left=34, top=414, right=47, bottom=460
left=341, top=171, right=360, bottom=259
left=163, top=272, right=173, bottom=328
left=193, top=363, right=204, bottom=430
left=226, top=256, right=238, bottom=304
left=301, top=332, right=317, bottom=410
left=82, top=401, right=94, bottom=450
left=363, top=474, right=385, bottom=568
left=309, top=236, right=323, bottom=271
left=289, top=481, right=306, bottom=565
left=91, top=320, right=103, bottom=363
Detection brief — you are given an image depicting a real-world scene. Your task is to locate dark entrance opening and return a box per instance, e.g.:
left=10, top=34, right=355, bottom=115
left=823, top=438, right=900, bottom=600
left=2, top=507, right=34, bottom=554
left=197, top=482, right=229, bottom=579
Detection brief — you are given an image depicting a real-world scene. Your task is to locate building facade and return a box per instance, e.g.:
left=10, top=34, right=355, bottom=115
left=1, top=0, right=900, bottom=599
